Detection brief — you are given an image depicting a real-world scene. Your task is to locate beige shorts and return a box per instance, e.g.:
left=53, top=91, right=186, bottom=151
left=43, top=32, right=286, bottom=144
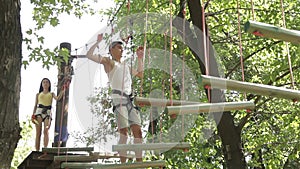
left=113, top=95, right=141, bottom=129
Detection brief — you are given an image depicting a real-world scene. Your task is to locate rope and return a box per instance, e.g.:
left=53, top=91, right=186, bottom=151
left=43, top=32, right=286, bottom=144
left=201, top=0, right=211, bottom=102
left=181, top=1, right=186, bottom=140
left=116, top=0, right=130, bottom=137
left=126, top=0, right=130, bottom=13
left=160, top=32, right=168, bottom=143
left=250, top=0, right=256, bottom=20
left=139, top=0, right=149, bottom=96
left=169, top=0, right=173, bottom=106
left=237, top=0, right=246, bottom=100
left=280, top=0, right=295, bottom=89
left=57, top=80, right=67, bottom=155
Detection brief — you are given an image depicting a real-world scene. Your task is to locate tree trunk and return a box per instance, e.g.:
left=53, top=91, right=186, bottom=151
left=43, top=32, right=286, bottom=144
left=0, top=0, right=22, bottom=168
left=186, top=0, right=246, bottom=168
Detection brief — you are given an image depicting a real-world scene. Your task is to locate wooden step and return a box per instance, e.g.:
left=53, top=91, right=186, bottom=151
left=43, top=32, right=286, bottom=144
left=54, top=155, right=98, bottom=162
left=134, top=97, right=199, bottom=107
left=245, top=20, right=300, bottom=44
left=60, top=160, right=166, bottom=169
left=166, top=101, right=255, bottom=115
left=201, top=75, right=300, bottom=100
left=54, top=152, right=135, bottom=162
left=112, top=142, right=190, bottom=151
left=42, top=147, right=94, bottom=153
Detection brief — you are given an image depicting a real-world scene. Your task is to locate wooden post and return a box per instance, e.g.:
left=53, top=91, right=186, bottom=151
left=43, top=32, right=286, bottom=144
left=166, top=101, right=255, bottom=115
left=53, top=42, right=73, bottom=147
left=201, top=75, right=300, bottom=100
left=244, top=20, right=300, bottom=44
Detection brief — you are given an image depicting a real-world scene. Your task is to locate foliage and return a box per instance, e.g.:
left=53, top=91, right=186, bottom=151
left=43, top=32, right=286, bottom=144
left=106, top=0, right=300, bottom=168
left=205, top=0, right=300, bottom=168
left=23, top=0, right=96, bottom=69
left=11, top=118, right=34, bottom=169
left=70, top=86, right=117, bottom=146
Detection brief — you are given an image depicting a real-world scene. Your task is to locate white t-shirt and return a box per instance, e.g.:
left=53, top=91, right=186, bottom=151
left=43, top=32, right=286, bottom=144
left=108, top=61, right=132, bottom=95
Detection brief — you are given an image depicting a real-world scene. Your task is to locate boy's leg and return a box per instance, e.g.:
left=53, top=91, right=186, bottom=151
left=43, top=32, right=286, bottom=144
left=115, top=104, right=129, bottom=163
left=119, top=127, right=128, bottom=163
left=131, top=124, right=143, bottom=162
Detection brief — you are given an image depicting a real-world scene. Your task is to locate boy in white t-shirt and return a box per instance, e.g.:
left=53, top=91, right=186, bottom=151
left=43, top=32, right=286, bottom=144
left=86, top=34, right=144, bottom=163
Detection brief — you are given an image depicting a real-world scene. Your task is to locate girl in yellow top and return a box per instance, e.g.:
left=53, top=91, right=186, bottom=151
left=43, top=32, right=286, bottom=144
left=32, top=78, right=63, bottom=151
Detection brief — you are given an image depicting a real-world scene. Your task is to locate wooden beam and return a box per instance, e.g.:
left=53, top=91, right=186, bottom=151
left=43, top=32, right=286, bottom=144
left=244, top=20, right=300, bottom=44
left=166, top=101, right=255, bottom=115
left=201, top=75, right=300, bottom=100
left=60, top=160, right=166, bottom=169
left=134, top=97, right=200, bottom=107
left=112, top=142, right=190, bottom=152
left=42, top=147, right=94, bottom=153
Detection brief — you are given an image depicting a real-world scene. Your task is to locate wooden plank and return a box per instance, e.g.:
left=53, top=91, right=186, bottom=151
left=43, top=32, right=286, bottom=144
left=60, top=160, right=166, bottom=169
left=201, top=75, right=300, bottom=100
left=54, top=153, right=135, bottom=162
left=134, top=97, right=200, bottom=106
left=54, top=155, right=98, bottom=162
left=244, top=20, right=300, bottom=44
left=112, top=142, right=190, bottom=152
left=42, top=147, right=94, bottom=153
left=166, top=101, right=255, bottom=115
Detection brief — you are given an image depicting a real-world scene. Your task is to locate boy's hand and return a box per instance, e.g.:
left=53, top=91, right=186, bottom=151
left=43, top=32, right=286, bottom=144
left=97, top=34, right=103, bottom=42
left=136, top=46, right=144, bottom=59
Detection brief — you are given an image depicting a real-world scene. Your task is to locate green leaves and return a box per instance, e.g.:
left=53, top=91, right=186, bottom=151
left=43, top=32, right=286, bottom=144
left=11, top=119, right=34, bottom=169
left=23, top=0, right=92, bottom=69
left=72, top=87, right=115, bottom=146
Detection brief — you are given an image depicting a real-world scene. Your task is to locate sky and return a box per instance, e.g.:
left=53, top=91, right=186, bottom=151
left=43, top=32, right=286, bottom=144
left=19, top=0, right=115, bottom=151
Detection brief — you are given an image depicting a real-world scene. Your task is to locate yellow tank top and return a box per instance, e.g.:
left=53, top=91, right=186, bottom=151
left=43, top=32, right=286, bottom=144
left=38, top=92, right=53, bottom=106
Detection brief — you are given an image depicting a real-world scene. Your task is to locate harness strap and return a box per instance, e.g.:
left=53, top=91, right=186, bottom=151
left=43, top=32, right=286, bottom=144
left=112, top=90, right=134, bottom=113
left=38, top=104, right=52, bottom=109
left=38, top=104, right=52, bottom=114
left=112, top=90, right=133, bottom=100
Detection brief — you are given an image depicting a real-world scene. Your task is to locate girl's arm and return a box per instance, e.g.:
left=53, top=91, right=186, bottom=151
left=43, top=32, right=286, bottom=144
left=52, top=89, right=64, bottom=101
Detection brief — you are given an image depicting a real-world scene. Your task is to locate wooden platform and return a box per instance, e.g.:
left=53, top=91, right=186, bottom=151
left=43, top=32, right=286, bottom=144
left=166, top=101, right=255, bottom=115
left=134, top=97, right=199, bottom=106
left=18, top=151, right=56, bottom=169
left=18, top=146, right=170, bottom=169
left=60, top=160, right=166, bottom=169
left=18, top=147, right=131, bottom=169
left=244, top=20, right=300, bottom=44
left=112, top=142, right=190, bottom=152
left=201, top=75, right=300, bottom=100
